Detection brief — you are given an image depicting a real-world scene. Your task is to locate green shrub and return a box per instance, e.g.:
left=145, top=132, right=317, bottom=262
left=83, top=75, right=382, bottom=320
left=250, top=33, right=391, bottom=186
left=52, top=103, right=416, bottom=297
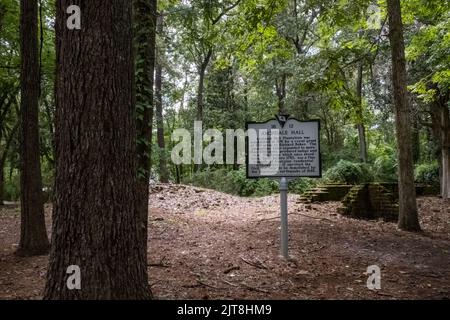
left=184, top=167, right=279, bottom=197
left=251, top=177, right=278, bottom=197
left=289, top=178, right=316, bottom=194
left=414, top=162, right=440, bottom=184
left=227, top=168, right=259, bottom=196
left=184, top=168, right=321, bottom=197
left=373, top=154, right=398, bottom=182
left=324, top=160, right=373, bottom=184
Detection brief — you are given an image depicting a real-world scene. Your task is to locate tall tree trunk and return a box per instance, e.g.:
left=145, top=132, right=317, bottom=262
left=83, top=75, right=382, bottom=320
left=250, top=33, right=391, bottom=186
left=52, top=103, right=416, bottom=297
left=442, top=104, right=450, bottom=199
left=17, top=0, right=49, bottom=256
left=194, top=49, right=212, bottom=173
left=356, top=64, right=368, bottom=163
left=156, top=14, right=168, bottom=183
left=134, top=0, right=157, bottom=254
left=44, top=0, right=152, bottom=299
left=387, top=0, right=420, bottom=232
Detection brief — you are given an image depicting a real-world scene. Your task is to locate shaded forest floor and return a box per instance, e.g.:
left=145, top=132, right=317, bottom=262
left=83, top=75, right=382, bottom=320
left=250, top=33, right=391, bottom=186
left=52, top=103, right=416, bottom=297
left=1, top=184, right=450, bottom=299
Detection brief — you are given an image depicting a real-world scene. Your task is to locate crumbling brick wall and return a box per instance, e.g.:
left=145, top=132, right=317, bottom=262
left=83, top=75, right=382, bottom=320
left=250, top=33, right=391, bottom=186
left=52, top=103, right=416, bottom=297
left=338, top=184, right=398, bottom=221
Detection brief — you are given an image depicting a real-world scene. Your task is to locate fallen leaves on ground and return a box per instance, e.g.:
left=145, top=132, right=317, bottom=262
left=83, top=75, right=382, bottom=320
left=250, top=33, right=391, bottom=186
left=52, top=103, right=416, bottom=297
left=1, top=185, right=449, bottom=300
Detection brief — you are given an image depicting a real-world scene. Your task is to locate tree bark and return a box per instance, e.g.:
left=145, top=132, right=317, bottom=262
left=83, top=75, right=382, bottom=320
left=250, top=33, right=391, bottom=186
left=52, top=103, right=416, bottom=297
left=156, top=14, right=168, bottom=183
left=134, top=0, right=157, bottom=258
left=17, top=0, right=49, bottom=256
left=356, top=64, right=368, bottom=163
left=44, top=0, right=151, bottom=299
left=387, top=0, right=420, bottom=231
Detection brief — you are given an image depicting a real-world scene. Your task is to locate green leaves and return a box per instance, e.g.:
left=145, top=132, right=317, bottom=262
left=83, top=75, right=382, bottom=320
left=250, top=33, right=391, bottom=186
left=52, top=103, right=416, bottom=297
left=405, top=2, right=450, bottom=102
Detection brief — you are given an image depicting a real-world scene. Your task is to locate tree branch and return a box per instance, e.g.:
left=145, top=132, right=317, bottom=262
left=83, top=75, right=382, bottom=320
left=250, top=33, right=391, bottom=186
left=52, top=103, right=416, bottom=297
left=211, top=0, right=242, bottom=25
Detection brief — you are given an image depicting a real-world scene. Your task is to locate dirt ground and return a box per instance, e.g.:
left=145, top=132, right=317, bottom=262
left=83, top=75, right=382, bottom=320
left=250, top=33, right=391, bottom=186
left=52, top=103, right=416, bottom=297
left=1, top=184, right=450, bottom=300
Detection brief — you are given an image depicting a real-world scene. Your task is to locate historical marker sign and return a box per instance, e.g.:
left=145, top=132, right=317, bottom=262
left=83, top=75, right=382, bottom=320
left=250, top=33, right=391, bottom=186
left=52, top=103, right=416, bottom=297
left=245, top=116, right=321, bottom=259
left=246, top=117, right=321, bottom=178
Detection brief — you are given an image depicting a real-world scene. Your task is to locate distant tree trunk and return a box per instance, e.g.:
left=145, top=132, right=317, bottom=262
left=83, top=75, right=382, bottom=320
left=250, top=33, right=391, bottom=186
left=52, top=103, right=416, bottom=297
left=196, top=49, right=213, bottom=122
left=412, top=116, right=420, bottom=164
left=387, top=0, right=420, bottom=231
left=243, top=79, right=249, bottom=122
left=429, top=97, right=449, bottom=195
left=442, top=104, right=450, bottom=199
left=0, top=126, right=3, bottom=205
left=180, top=68, right=189, bottom=112
left=44, top=0, right=151, bottom=299
left=424, top=126, right=433, bottom=162
left=356, top=64, right=368, bottom=163
left=195, top=49, right=212, bottom=173
left=175, top=165, right=181, bottom=184
left=275, top=74, right=287, bottom=114
left=156, top=14, right=168, bottom=183
left=155, top=65, right=168, bottom=182
left=43, top=97, right=55, bottom=166
left=0, top=122, right=19, bottom=205
left=17, top=0, right=49, bottom=256
left=0, top=165, right=4, bottom=205
left=134, top=0, right=157, bottom=251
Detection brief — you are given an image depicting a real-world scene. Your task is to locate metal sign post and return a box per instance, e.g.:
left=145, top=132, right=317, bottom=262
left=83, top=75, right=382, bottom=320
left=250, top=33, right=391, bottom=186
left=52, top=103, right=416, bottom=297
left=279, top=177, right=289, bottom=259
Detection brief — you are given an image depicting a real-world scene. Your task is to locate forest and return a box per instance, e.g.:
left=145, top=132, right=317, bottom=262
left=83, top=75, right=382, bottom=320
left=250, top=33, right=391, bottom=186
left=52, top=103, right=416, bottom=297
left=0, top=0, right=449, bottom=302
